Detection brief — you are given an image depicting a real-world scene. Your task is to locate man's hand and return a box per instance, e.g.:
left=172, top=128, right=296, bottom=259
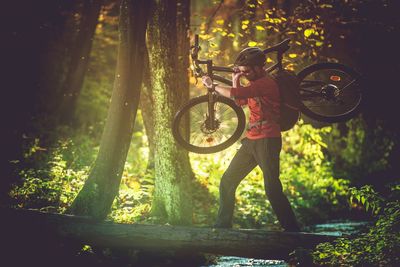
left=201, top=76, right=213, bottom=88
left=232, top=71, right=244, bottom=88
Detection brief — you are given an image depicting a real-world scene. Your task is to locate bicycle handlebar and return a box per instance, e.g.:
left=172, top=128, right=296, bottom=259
left=191, top=35, right=234, bottom=80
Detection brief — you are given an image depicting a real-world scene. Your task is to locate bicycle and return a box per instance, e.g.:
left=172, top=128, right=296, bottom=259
left=172, top=34, right=362, bottom=154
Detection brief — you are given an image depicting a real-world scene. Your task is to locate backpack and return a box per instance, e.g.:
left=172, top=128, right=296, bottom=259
left=271, top=70, right=301, bottom=131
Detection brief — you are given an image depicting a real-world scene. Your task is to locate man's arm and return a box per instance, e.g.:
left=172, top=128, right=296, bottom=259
left=214, top=84, right=232, bottom=97
left=202, top=72, right=243, bottom=98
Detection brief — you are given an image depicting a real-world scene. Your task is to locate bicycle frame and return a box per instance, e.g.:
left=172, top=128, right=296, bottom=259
left=191, top=34, right=290, bottom=132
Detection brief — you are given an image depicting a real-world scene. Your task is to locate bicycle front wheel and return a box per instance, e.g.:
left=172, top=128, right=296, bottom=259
left=172, top=95, right=246, bottom=154
left=297, top=63, right=362, bottom=123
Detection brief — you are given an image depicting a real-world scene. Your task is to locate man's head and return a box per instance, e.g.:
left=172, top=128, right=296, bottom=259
left=234, top=47, right=266, bottom=81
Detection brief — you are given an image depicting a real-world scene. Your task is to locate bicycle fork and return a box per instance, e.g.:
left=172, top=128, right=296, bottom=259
left=207, top=91, right=217, bottom=130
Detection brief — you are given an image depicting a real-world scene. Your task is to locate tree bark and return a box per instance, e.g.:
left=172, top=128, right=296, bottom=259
left=140, top=0, right=191, bottom=172
left=139, top=45, right=155, bottom=171
left=4, top=208, right=338, bottom=260
left=67, top=0, right=149, bottom=220
left=58, top=0, right=104, bottom=125
left=176, top=0, right=191, bottom=141
left=147, top=0, right=193, bottom=225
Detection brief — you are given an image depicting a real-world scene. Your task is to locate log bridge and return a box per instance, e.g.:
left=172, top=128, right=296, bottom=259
left=2, top=208, right=339, bottom=260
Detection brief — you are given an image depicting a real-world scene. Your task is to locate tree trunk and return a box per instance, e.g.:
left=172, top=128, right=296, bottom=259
left=4, top=208, right=338, bottom=260
left=139, top=45, right=156, bottom=171
left=67, top=0, right=149, bottom=220
left=139, top=0, right=192, bottom=184
left=147, top=0, right=193, bottom=225
left=58, top=0, right=104, bottom=125
left=176, top=0, right=191, bottom=142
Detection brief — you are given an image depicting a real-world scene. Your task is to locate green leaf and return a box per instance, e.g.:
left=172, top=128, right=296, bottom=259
left=255, top=25, right=265, bottom=31
left=216, top=19, right=224, bottom=25
left=248, top=41, right=257, bottom=47
left=304, top=28, right=314, bottom=38
left=361, top=196, right=366, bottom=205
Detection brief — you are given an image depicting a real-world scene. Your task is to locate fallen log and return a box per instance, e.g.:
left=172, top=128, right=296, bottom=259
left=2, top=207, right=338, bottom=260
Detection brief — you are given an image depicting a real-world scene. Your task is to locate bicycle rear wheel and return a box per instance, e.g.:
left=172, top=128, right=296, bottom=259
left=297, top=63, right=362, bottom=123
left=172, top=95, right=246, bottom=154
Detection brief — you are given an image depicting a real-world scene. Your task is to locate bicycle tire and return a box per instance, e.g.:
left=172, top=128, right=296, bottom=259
left=172, top=95, right=246, bottom=154
left=297, top=63, right=362, bottom=123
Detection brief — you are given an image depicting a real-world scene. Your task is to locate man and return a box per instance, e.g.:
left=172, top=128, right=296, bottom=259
left=202, top=47, right=300, bottom=232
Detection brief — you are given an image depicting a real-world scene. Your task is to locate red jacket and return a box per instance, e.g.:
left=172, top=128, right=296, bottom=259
left=230, top=75, right=281, bottom=139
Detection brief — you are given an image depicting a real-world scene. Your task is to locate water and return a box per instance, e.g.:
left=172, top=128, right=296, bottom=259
left=205, top=257, right=287, bottom=267
left=203, top=220, right=369, bottom=267
left=304, top=220, right=370, bottom=236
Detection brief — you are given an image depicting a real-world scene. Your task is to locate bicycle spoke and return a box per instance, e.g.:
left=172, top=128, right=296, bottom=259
left=339, top=78, right=358, bottom=91
left=221, top=107, right=235, bottom=118
left=301, top=79, right=326, bottom=88
left=192, top=104, right=207, bottom=118
left=300, top=88, right=323, bottom=97
left=210, top=132, right=224, bottom=145
left=218, top=104, right=230, bottom=115
left=187, top=124, right=232, bottom=148
left=190, top=111, right=204, bottom=122
left=206, top=135, right=219, bottom=146
left=191, top=132, right=205, bottom=146
left=173, top=95, right=246, bottom=153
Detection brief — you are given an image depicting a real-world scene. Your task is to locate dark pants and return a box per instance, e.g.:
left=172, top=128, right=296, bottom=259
left=215, top=137, right=300, bottom=231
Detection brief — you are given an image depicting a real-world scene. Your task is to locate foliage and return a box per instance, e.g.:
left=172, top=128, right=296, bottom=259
left=349, top=185, right=384, bottom=216
left=193, top=0, right=337, bottom=74
left=108, top=116, right=153, bottom=223
left=9, top=113, right=150, bottom=220
left=9, top=129, right=95, bottom=213
left=312, top=183, right=400, bottom=266
left=108, top=169, right=153, bottom=223
left=323, top=116, right=396, bottom=186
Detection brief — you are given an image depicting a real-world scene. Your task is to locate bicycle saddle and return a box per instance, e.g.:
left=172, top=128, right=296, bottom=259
left=263, top=39, right=290, bottom=54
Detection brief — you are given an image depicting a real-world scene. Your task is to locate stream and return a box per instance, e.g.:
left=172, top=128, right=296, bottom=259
left=204, top=220, right=369, bottom=267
